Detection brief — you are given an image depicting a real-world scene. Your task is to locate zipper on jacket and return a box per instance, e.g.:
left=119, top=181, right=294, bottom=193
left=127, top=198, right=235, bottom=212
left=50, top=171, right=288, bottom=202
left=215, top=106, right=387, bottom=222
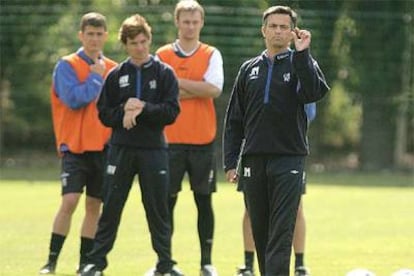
left=264, top=58, right=273, bottom=104
left=136, top=67, right=141, bottom=99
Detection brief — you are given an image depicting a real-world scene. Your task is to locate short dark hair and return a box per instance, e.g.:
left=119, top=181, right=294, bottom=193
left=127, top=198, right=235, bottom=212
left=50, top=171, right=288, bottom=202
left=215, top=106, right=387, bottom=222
left=262, top=6, right=297, bottom=28
left=119, top=14, right=152, bottom=45
left=80, top=12, right=107, bottom=32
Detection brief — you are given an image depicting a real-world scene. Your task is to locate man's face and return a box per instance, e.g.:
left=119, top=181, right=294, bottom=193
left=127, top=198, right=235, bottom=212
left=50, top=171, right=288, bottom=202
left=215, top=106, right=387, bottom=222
left=175, top=10, right=204, bottom=41
left=261, top=13, right=293, bottom=50
left=125, top=33, right=151, bottom=63
left=78, top=25, right=107, bottom=53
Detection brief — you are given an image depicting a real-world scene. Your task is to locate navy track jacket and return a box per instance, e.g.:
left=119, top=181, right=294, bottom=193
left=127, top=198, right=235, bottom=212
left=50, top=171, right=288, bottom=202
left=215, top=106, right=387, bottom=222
left=98, top=56, right=180, bottom=149
left=223, top=48, right=329, bottom=171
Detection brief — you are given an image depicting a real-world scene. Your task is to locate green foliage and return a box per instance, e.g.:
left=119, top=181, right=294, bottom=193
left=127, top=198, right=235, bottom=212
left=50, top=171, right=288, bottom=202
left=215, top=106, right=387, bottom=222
left=0, top=2, right=72, bottom=149
left=350, top=2, right=406, bottom=95
left=330, top=11, right=358, bottom=87
left=343, top=1, right=412, bottom=169
left=1, top=0, right=413, bottom=170
left=322, top=81, right=361, bottom=148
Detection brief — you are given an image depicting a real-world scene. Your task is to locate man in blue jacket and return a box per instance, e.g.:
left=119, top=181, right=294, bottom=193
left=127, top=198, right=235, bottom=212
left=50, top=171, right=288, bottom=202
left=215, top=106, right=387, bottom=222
left=81, top=14, right=182, bottom=276
left=235, top=103, right=316, bottom=276
left=223, top=6, right=329, bottom=276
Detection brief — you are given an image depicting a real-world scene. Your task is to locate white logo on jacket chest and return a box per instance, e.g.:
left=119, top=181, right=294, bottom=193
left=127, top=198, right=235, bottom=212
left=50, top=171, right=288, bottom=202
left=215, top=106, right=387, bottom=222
left=283, top=73, right=291, bottom=82
left=249, top=66, right=259, bottom=80
left=119, top=75, right=130, bottom=87
left=149, top=79, right=157, bottom=89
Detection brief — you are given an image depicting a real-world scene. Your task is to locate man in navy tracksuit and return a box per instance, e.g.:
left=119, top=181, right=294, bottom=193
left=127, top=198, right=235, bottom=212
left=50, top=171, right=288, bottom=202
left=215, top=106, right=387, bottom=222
left=223, top=6, right=329, bottom=276
left=81, top=14, right=182, bottom=276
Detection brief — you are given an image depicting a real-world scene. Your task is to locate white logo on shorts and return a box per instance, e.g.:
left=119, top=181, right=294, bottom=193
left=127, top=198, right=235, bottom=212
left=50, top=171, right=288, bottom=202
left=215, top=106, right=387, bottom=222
left=208, top=169, right=214, bottom=183
left=61, top=172, right=69, bottom=187
left=107, top=165, right=116, bottom=175
left=243, top=167, right=251, bottom=177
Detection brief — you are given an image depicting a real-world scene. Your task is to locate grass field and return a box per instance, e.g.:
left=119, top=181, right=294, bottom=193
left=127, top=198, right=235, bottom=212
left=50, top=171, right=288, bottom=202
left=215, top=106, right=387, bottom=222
left=0, top=169, right=413, bottom=276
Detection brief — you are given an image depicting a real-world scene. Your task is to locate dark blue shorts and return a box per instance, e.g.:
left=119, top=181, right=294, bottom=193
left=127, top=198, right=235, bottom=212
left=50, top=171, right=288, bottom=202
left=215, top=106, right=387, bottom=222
left=60, top=151, right=105, bottom=199
left=168, top=144, right=217, bottom=195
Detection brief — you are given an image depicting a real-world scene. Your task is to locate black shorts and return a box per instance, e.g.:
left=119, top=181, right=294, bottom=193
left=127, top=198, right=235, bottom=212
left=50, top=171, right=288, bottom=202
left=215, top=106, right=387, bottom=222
left=60, top=151, right=105, bottom=199
left=168, top=144, right=216, bottom=195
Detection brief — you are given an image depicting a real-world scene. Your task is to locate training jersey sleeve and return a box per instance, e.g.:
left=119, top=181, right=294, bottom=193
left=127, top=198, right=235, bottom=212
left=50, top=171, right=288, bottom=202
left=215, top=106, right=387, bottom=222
left=203, top=49, right=224, bottom=91
left=53, top=60, right=104, bottom=109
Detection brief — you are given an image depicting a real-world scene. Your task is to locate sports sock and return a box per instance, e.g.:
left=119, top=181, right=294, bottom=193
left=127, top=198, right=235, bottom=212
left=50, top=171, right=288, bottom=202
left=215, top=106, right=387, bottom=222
left=295, top=253, right=304, bottom=268
left=244, top=250, right=254, bottom=269
left=79, top=237, right=94, bottom=265
left=194, top=193, right=214, bottom=266
left=48, top=233, right=66, bottom=263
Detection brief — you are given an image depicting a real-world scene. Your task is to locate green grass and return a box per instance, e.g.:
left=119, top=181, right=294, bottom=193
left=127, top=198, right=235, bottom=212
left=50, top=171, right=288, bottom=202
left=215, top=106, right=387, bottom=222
left=0, top=172, right=413, bottom=275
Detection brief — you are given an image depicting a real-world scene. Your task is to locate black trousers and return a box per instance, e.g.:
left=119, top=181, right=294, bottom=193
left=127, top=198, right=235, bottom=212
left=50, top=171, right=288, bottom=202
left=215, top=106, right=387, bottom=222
left=239, top=155, right=304, bottom=276
left=87, top=145, right=175, bottom=273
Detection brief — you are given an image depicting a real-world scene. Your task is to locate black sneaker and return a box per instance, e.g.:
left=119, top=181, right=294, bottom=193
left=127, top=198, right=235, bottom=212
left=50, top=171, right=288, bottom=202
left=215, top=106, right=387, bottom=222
left=39, top=261, right=56, bottom=274
left=80, top=264, right=103, bottom=276
left=295, top=266, right=310, bottom=276
left=236, top=266, right=254, bottom=276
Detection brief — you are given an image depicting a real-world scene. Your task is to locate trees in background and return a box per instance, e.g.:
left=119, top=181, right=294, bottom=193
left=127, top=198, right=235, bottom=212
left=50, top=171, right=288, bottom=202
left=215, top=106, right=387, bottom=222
left=334, top=0, right=413, bottom=170
left=0, top=0, right=412, bottom=171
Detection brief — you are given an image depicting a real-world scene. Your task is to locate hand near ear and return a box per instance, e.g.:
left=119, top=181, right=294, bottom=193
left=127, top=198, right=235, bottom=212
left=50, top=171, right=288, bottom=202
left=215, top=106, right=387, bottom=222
left=292, top=27, right=311, bottom=51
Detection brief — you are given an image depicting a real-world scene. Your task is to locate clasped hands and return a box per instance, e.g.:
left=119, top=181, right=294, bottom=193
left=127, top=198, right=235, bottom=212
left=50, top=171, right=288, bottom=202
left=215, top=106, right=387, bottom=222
left=123, top=98, right=145, bottom=130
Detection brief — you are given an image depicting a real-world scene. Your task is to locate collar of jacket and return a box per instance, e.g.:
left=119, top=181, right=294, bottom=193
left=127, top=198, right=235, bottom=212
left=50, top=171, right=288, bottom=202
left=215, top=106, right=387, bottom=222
left=76, top=47, right=103, bottom=65
left=261, top=48, right=293, bottom=63
left=127, top=55, right=154, bottom=69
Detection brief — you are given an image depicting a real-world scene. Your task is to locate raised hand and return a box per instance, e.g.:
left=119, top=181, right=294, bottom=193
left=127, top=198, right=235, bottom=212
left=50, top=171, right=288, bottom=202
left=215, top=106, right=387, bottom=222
left=292, top=27, right=311, bottom=51
left=90, top=58, right=106, bottom=76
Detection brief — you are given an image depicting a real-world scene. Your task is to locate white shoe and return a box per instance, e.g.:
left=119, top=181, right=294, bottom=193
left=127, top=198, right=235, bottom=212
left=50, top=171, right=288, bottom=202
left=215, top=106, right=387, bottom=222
left=200, top=265, right=218, bottom=276
left=144, top=267, right=156, bottom=276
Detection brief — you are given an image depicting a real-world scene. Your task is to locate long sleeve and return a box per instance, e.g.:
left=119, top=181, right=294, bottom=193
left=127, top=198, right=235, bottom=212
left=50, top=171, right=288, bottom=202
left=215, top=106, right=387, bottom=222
left=223, top=68, right=245, bottom=172
left=54, top=60, right=104, bottom=109
left=293, top=49, right=329, bottom=103
left=138, top=68, right=180, bottom=127
left=97, top=70, right=125, bottom=128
